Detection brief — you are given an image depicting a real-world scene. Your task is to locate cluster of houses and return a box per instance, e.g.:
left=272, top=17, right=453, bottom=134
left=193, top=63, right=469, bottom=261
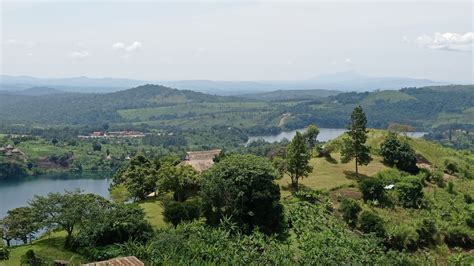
left=0, top=144, right=25, bottom=157
left=78, top=131, right=146, bottom=139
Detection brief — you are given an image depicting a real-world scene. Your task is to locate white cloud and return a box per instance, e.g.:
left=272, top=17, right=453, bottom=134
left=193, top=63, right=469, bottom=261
left=112, top=41, right=142, bottom=52
left=69, top=50, right=90, bottom=59
left=125, top=41, right=142, bottom=52
left=415, top=32, right=473, bottom=51
left=112, top=42, right=125, bottom=50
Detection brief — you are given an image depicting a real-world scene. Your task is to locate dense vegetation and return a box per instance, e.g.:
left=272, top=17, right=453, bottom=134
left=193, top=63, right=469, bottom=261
left=1, top=85, right=473, bottom=264
left=1, top=85, right=473, bottom=133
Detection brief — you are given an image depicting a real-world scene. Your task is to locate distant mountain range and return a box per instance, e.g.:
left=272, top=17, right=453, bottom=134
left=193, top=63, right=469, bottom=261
left=0, top=72, right=457, bottom=95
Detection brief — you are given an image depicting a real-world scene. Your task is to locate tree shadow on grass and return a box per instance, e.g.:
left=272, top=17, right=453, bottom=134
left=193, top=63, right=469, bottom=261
left=324, top=156, right=338, bottom=164
left=343, top=170, right=371, bottom=182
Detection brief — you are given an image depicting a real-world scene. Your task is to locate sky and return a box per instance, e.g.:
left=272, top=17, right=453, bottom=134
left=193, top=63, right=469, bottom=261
left=1, top=1, right=473, bottom=82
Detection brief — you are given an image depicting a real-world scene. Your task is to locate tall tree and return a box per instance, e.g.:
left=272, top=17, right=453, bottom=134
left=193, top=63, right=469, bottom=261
left=303, top=124, right=320, bottom=149
left=341, top=105, right=372, bottom=177
left=201, top=154, right=284, bottom=234
left=113, top=154, right=159, bottom=201
left=286, top=131, right=313, bottom=189
left=29, top=191, right=108, bottom=241
left=158, top=164, right=200, bottom=202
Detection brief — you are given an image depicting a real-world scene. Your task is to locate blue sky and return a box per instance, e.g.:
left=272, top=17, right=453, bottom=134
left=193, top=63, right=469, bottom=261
left=1, top=1, right=473, bottom=82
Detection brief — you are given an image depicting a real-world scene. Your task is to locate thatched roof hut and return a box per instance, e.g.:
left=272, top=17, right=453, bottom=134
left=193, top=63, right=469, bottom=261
left=82, top=256, right=144, bottom=266
left=181, top=149, right=221, bottom=172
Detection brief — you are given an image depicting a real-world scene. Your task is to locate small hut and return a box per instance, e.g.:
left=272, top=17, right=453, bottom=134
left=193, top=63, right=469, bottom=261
left=181, top=149, right=221, bottom=172
left=82, top=256, right=144, bottom=266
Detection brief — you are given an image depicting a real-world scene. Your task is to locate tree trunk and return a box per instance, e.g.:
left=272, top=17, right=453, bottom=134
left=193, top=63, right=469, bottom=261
left=6, top=239, right=10, bottom=247
left=355, top=158, right=359, bottom=177
left=291, top=176, right=299, bottom=190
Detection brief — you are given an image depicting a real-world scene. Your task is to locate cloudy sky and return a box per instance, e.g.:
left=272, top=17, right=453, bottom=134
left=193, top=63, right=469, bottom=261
left=1, top=1, right=473, bottom=82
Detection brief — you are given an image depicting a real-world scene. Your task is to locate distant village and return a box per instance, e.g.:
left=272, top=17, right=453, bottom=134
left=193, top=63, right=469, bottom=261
left=78, top=131, right=146, bottom=139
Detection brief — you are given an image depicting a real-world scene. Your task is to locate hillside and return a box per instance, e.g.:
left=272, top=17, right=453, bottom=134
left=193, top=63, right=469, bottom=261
left=0, top=84, right=472, bottom=134
left=240, top=89, right=341, bottom=101
left=0, top=84, right=224, bottom=125
left=284, top=85, right=474, bottom=130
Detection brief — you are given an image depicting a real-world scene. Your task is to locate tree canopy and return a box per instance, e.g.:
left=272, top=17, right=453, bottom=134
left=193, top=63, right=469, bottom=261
left=201, top=154, right=284, bottom=234
left=341, top=105, right=372, bottom=176
left=286, top=131, right=313, bottom=189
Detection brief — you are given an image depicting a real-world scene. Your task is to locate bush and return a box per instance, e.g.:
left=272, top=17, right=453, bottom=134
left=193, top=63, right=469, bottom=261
left=358, top=211, right=385, bottom=237
left=379, top=133, right=418, bottom=174
left=92, top=142, right=102, bottom=152
left=21, top=250, right=47, bottom=266
left=444, top=226, right=473, bottom=248
left=416, top=219, right=439, bottom=247
left=396, top=176, right=424, bottom=208
left=375, top=168, right=403, bottom=184
left=340, top=199, right=362, bottom=228
left=164, top=199, right=201, bottom=226
left=464, top=193, right=473, bottom=204
left=444, top=159, right=459, bottom=175
left=467, top=212, right=474, bottom=228
left=359, top=178, right=387, bottom=206
left=385, top=224, right=419, bottom=251
left=447, top=181, right=455, bottom=194
left=75, top=203, right=154, bottom=247
left=0, top=244, right=9, bottom=260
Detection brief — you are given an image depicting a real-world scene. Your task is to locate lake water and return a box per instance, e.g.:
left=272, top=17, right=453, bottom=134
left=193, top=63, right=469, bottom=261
left=246, top=128, right=346, bottom=146
left=246, top=128, right=426, bottom=145
left=0, top=172, right=111, bottom=219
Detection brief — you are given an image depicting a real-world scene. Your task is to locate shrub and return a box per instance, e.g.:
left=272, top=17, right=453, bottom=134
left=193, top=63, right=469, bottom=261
left=0, top=244, right=9, bottom=261
left=358, top=211, right=385, bottom=237
left=21, top=250, right=47, bottom=266
left=464, top=193, right=473, bottom=204
left=385, top=224, right=419, bottom=251
left=359, top=178, right=387, bottom=206
left=396, top=176, right=424, bottom=208
left=92, top=142, right=102, bottom=152
left=447, top=181, right=455, bottom=194
left=444, top=159, right=459, bottom=175
left=467, top=212, right=474, bottom=228
left=375, top=168, right=402, bottom=184
left=444, top=226, right=473, bottom=248
left=416, top=219, right=439, bottom=247
left=163, top=199, right=201, bottom=226
left=340, top=198, right=362, bottom=228
left=380, top=133, right=418, bottom=174
left=418, top=168, right=431, bottom=182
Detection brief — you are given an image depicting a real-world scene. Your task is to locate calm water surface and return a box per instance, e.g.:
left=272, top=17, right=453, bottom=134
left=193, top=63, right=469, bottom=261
left=0, top=172, right=111, bottom=218
left=246, top=128, right=426, bottom=145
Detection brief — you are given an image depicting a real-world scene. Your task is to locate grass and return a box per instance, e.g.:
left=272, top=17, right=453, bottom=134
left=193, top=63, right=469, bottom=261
left=1, top=231, right=85, bottom=266
left=139, top=198, right=167, bottom=229
left=277, top=153, right=388, bottom=196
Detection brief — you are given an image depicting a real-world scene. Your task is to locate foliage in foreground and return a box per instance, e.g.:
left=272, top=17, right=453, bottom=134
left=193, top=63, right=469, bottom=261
left=118, top=196, right=445, bottom=265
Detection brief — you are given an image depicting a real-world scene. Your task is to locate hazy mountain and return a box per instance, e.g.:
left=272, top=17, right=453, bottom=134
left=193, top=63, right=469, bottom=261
left=0, top=72, right=454, bottom=95
left=0, top=87, right=66, bottom=96
left=240, top=89, right=341, bottom=101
